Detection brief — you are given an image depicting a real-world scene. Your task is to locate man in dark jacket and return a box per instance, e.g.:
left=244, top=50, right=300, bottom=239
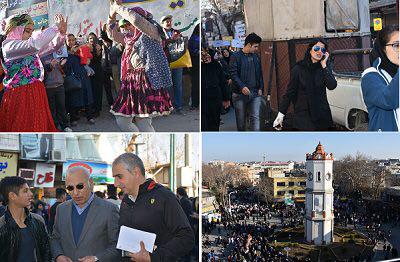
left=112, top=153, right=195, bottom=262
left=230, top=33, right=264, bottom=131
left=0, top=176, right=51, bottom=261
left=48, top=188, right=66, bottom=233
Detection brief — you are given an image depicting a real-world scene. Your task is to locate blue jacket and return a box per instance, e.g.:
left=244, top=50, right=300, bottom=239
left=361, top=58, right=399, bottom=131
left=229, top=50, right=264, bottom=94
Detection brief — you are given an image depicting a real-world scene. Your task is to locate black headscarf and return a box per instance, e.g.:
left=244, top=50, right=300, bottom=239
left=372, top=31, right=398, bottom=77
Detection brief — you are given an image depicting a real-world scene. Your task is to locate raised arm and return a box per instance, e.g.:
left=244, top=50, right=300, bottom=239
left=106, top=20, right=125, bottom=45
left=111, top=2, right=161, bottom=41
left=3, top=26, right=60, bottom=61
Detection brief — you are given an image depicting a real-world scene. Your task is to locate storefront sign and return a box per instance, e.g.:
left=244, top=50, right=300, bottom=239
left=62, top=160, right=113, bottom=184
left=0, top=151, right=18, bottom=180
left=34, top=163, right=56, bottom=188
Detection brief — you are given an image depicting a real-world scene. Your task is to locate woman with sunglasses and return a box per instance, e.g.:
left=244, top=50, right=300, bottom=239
left=361, top=25, right=399, bottom=131
left=106, top=0, right=173, bottom=132
left=273, top=39, right=337, bottom=131
left=0, top=14, right=68, bottom=132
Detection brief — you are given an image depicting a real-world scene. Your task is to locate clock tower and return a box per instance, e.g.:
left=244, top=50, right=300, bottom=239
left=305, top=142, right=334, bottom=245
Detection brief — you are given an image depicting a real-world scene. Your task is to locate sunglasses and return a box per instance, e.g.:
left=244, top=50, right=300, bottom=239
left=66, top=183, right=85, bottom=192
left=313, top=46, right=327, bottom=54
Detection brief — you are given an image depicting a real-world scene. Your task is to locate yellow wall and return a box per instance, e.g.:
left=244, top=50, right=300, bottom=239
left=266, top=176, right=306, bottom=202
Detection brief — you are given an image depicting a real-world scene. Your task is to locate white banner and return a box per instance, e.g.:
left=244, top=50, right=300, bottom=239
left=47, top=0, right=199, bottom=38
left=34, top=163, right=56, bottom=188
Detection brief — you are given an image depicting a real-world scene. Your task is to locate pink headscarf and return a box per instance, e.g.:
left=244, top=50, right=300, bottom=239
left=6, top=26, right=25, bottom=41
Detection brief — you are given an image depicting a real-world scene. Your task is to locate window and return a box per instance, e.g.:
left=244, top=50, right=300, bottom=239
left=277, top=191, right=285, bottom=196
left=288, top=190, right=294, bottom=195
left=299, top=181, right=306, bottom=186
left=317, top=172, right=321, bottom=182
left=277, top=182, right=285, bottom=187
left=298, top=190, right=305, bottom=195
left=289, top=182, right=295, bottom=186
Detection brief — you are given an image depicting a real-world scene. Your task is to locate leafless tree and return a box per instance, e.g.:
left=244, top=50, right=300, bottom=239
left=202, top=163, right=249, bottom=206
left=203, top=0, right=244, bottom=37
left=256, top=175, right=272, bottom=203
left=334, top=152, right=389, bottom=199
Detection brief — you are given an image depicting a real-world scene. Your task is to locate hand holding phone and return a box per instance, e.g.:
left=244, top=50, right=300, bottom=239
left=320, top=52, right=329, bottom=68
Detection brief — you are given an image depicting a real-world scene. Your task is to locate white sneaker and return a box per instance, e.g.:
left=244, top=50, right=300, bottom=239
left=64, top=127, right=73, bottom=132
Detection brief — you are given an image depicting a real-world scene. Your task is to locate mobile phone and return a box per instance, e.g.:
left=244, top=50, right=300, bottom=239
left=321, top=55, right=326, bottom=60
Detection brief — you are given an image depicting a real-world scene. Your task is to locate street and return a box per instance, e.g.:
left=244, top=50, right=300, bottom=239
left=69, top=104, right=199, bottom=132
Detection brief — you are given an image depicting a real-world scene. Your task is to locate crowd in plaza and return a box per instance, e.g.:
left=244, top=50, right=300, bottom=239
left=203, top=187, right=400, bottom=261
left=203, top=189, right=307, bottom=262
left=0, top=0, right=199, bottom=132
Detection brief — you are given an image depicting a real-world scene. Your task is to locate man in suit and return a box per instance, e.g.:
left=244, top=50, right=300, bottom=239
left=51, top=165, right=120, bottom=262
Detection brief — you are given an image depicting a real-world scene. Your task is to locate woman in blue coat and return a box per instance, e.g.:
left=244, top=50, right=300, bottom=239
left=361, top=25, right=399, bottom=131
left=64, top=34, right=95, bottom=126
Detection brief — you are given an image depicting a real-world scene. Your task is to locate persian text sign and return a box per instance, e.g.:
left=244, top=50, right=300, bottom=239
left=34, top=163, right=56, bottom=188
left=7, top=1, right=49, bottom=29
left=0, top=152, right=18, bottom=180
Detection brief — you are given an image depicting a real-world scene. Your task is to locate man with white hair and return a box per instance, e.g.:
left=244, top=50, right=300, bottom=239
left=50, top=164, right=120, bottom=262
left=112, top=153, right=194, bottom=262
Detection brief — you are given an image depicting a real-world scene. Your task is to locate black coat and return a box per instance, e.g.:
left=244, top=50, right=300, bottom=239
left=0, top=208, right=51, bottom=262
left=119, top=179, right=194, bottom=262
left=279, top=57, right=337, bottom=130
left=201, top=58, right=230, bottom=131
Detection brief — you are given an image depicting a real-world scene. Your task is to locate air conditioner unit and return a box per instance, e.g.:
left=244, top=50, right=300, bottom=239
left=19, top=169, right=35, bottom=180
left=48, top=150, right=65, bottom=162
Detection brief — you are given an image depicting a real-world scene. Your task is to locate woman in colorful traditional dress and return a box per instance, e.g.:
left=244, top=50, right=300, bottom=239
left=107, top=0, right=173, bottom=132
left=0, top=14, right=68, bottom=132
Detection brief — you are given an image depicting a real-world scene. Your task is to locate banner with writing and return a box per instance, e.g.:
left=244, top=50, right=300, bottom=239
left=47, top=0, right=199, bottom=38
left=7, top=0, right=49, bottom=29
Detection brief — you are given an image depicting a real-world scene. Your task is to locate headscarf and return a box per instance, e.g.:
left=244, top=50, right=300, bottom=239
left=120, top=7, right=155, bottom=77
left=372, top=31, right=398, bottom=78
left=5, top=14, right=34, bottom=37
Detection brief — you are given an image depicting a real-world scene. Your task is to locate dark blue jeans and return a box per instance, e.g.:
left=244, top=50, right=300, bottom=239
left=171, top=68, right=183, bottom=110
left=232, top=91, right=262, bottom=131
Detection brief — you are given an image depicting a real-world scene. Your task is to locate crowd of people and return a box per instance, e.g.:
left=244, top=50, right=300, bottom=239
left=202, top=25, right=399, bottom=132
left=0, top=152, right=197, bottom=261
left=0, top=0, right=199, bottom=132
left=202, top=189, right=307, bottom=262
left=203, top=187, right=400, bottom=261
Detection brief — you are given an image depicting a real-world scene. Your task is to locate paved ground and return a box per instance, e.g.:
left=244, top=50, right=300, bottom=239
left=372, top=223, right=400, bottom=261
left=218, top=107, right=347, bottom=131
left=68, top=104, right=199, bottom=132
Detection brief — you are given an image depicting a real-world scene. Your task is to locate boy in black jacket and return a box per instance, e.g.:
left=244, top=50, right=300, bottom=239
left=0, top=176, right=51, bottom=261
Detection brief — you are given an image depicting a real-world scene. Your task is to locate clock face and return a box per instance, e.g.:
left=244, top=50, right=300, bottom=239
left=326, top=173, right=332, bottom=181
left=308, top=172, right=313, bottom=181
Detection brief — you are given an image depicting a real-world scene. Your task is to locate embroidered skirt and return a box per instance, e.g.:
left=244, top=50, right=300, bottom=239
left=110, top=68, right=173, bottom=117
left=0, top=81, right=58, bottom=132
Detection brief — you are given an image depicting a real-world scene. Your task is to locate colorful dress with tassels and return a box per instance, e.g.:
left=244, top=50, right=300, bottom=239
left=0, top=26, right=65, bottom=131
left=107, top=6, right=173, bottom=118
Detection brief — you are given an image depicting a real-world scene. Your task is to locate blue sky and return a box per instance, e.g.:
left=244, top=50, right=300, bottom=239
left=202, top=133, right=400, bottom=162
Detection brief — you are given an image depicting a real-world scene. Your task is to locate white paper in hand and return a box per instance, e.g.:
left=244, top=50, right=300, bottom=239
left=117, top=226, right=156, bottom=253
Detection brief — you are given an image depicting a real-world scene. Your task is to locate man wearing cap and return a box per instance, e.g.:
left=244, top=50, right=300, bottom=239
left=112, top=153, right=194, bottom=261
left=161, top=15, right=185, bottom=115
left=50, top=165, right=120, bottom=262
